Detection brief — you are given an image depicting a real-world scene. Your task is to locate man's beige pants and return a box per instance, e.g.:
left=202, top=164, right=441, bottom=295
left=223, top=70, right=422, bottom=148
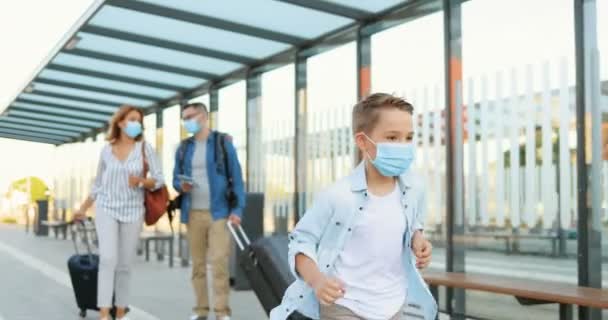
left=188, top=210, right=231, bottom=317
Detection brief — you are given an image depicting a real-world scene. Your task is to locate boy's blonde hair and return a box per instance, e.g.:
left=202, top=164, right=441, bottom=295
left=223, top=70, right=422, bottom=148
left=351, top=93, right=414, bottom=135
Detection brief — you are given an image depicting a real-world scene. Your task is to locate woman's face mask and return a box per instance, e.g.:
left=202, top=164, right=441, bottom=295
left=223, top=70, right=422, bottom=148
left=123, top=121, right=142, bottom=138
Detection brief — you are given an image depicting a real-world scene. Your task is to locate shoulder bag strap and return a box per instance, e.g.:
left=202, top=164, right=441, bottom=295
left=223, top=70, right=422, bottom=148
left=219, top=134, right=232, bottom=186
left=141, top=141, right=149, bottom=179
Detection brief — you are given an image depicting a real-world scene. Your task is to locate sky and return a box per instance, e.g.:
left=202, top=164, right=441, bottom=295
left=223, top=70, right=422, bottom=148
left=0, top=0, right=95, bottom=195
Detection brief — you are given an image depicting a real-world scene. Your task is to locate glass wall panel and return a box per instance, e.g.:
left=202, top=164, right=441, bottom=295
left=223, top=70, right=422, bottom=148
left=462, top=1, right=578, bottom=318
left=218, top=81, right=247, bottom=179
left=257, top=64, right=295, bottom=234
left=162, top=105, right=181, bottom=196
left=592, top=0, right=608, bottom=295
left=144, top=113, right=157, bottom=148
left=306, top=42, right=357, bottom=208
left=189, top=94, right=210, bottom=108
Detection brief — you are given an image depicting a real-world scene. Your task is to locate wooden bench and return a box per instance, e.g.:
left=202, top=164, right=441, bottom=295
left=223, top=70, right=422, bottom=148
left=423, top=271, right=608, bottom=320
left=139, top=232, right=174, bottom=268
left=41, top=208, right=70, bottom=239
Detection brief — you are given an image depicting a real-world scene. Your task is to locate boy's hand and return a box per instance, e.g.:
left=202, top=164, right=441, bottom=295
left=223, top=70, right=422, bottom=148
left=312, top=275, right=346, bottom=305
left=412, top=230, right=432, bottom=269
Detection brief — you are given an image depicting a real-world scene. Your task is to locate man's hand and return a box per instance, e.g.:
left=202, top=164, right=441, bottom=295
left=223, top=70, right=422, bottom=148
left=228, top=213, right=241, bottom=226
left=312, top=275, right=345, bottom=306
left=181, top=182, right=193, bottom=193
left=412, top=230, right=432, bottom=269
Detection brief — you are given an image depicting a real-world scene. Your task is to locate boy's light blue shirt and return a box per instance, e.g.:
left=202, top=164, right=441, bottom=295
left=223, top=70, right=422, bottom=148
left=270, top=162, right=437, bottom=320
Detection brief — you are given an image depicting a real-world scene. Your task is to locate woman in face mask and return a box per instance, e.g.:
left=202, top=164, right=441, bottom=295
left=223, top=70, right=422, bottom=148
left=74, top=105, right=164, bottom=320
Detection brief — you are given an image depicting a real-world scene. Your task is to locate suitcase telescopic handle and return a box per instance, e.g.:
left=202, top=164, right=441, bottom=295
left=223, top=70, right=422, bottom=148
left=71, top=218, right=94, bottom=262
left=226, top=221, right=251, bottom=251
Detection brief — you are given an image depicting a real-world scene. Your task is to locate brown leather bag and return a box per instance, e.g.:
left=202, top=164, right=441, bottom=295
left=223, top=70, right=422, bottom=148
left=141, top=142, right=169, bottom=226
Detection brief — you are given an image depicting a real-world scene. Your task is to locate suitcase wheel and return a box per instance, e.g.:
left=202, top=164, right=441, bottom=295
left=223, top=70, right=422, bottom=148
left=79, top=310, right=86, bottom=318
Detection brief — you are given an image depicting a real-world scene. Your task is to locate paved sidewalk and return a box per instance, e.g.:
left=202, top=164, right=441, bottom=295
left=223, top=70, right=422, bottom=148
left=0, top=224, right=266, bottom=320
left=1, top=223, right=606, bottom=320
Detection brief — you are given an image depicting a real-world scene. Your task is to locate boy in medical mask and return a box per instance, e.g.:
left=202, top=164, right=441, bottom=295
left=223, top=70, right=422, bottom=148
left=271, top=93, right=435, bottom=320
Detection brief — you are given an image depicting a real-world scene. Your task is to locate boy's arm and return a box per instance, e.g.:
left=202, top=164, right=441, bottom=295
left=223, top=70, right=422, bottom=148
left=288, top=191, right=333, bottom=281
left=295, top=254, right=325, bottom=289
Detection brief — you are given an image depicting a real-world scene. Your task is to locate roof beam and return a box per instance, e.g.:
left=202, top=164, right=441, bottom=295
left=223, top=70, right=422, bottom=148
left=46, top=63, right=188, bottom=92
left=0, top=116, right=88, bottom=133
left=34, top=78, right=160, bottom=102
left=29, top=90, right=121, bottom=109
left=16, top=98, right=115, bottom=116
left=105, top=0, right=306, bottom=45
left=0, top=128, right=72, bottom=142
left=81, top=25, right=255, bottom=65
left=276, top=0, right=370, bottom=20
left=68, top=48, right=217, bottom=80
left=0, top=122, right=80, bottom=138
left=0, top=132, right=64, bottom=145
left=7, top=111, right=104, bottom=128
left=361, top=0, right=441, bottom=36
left=11, top=105, right=110, bottom=122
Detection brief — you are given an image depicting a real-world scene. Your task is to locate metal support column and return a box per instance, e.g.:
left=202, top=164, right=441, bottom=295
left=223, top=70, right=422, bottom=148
left=355, top=28, right=372, bottom=165
left=443, top=0, right=466, bottom=318
left=357, top=28, right=371, bottom=101
left=294, top=54, right=308, bottom=225
left=209, top=88, right=219, bottom=130
left=574, top=1, right=602, bottom=319
left=246, top=74, right=262, bottom=193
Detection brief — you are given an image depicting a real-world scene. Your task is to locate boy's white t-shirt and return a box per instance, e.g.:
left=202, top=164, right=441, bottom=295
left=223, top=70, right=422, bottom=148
left=334, top=184, right=407, bottom=319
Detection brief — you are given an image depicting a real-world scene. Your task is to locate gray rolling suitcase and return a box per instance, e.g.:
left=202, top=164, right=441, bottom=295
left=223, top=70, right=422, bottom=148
left=228, top=222, right=310, bottom=319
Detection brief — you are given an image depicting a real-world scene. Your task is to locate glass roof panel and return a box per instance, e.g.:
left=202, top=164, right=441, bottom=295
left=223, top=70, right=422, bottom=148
left=125, top=0, right=353, bottom=39
left=0, top=122, right=80, bottom=138
left=8, top=110, right=104, bottom=127
left=76, top=32, right=244, bottom=75
left=53, top=53, right=206, bottom=87
left=19, top=93, right=118, bottom=113
left=30, top=82, right=154, bottom=107
left=12, top=102, right=111, bottom=121
left=321, top=0, right=407, bottom=13
left=38, top=69, right=176, bottom=98
left=0, top=117, right=89, bottom=132
left=91, top=5, right=292, bottom=59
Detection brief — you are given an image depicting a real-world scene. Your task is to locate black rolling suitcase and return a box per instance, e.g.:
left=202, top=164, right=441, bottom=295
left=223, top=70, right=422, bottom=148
left=227, top=222, right=311, bottom=320
left=68, top=218, right=100, bottom=318
left=67, top=218, right=125, bottom=319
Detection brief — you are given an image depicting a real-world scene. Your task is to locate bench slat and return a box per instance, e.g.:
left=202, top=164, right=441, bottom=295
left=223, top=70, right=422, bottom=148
left=423, top=271, right=608, bottom=309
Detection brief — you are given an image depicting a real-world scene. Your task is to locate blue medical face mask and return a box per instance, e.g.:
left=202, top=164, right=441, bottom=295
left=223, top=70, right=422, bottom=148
left=124, top=121, right=142, bottom=138
left=364, top=134, right=415, bottom=177
left=184, top=119, right=202, bottom=134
